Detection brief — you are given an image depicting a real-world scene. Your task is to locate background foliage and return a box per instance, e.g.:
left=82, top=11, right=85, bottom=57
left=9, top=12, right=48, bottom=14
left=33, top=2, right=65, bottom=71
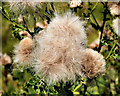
left=1, top=2, right=120, bottom=95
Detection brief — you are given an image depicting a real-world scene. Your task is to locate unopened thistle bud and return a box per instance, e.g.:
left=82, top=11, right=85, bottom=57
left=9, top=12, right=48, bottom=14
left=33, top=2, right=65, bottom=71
left=18, top=14, right=23, bottom=24
left=70, top=0, right=82, bottom=8
left=19, top=31, right=32, bottom=38
left=36, top=20, right=47, bottom=28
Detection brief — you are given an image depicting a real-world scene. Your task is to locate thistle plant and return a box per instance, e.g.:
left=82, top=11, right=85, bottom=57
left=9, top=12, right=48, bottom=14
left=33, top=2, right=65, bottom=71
left=1, top=1, right=120, bottom=95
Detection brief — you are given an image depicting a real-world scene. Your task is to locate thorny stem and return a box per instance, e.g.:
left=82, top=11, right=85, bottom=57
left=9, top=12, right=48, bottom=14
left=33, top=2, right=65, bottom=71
left=24, top=75, right=48, bottom=94
left=98, top=2, right=108, bottom=52
left=105, top=40, right=118, bottom=59
left=83, top=83, right=87, bottom=95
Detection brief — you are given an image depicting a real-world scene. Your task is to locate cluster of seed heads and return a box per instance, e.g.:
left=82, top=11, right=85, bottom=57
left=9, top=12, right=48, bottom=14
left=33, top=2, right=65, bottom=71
left=14, top=12, right=106, bottom=84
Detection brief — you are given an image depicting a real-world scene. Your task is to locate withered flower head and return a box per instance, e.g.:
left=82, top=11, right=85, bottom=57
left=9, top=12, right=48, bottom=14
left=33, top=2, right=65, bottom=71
left=110, top=3, right=120, bottom=16
left=113, top=18, right=120, bottom=36
left=9, top=1, right=42, bottom=13
left=33, top=12, right=87, bottom=83
left=14, top=37, right=33, bottom=67
left=0, top=53, right=11, bottom=65
left=80, top=49, right=106, bottom=78
left=13, top=12, right=106, bottom=84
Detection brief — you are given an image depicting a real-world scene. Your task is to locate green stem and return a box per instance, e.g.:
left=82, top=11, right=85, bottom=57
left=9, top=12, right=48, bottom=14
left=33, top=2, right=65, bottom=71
left=73, top=83, right=83, bottom=92
left=89, top=2, right=100, bottom=29
left=73, top=78, right=85, bottom=93
left=1, top=7, right=26, bottom=30
left=105, top=40, right=118, bottom=60
left=98, top=2, right=108, bottom=52
left=91, top=2, right=99, bottom=13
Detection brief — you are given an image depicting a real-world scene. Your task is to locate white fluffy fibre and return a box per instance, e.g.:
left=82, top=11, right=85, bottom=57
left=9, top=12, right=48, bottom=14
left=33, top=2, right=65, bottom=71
left=33, top=12, right=87, bottom=83
left=110, top=4, right=120, bottom=16
left=14, top=37, right=34, bottom=67
left=9, top=1, right=42, bottom=12
left=113, top=18, right=120, bottom=36
left=0, top=53, right=11, bottom=65
left=14, top=12, right=106, bottom=84
left=80, top=49, right=106, bottom=78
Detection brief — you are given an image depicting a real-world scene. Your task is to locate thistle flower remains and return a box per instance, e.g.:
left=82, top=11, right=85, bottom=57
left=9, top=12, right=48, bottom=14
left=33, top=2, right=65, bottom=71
left=9, top=1, right=42, bottom=12
left=14, top=12, right=106, bottom=84
left=113, top=18, right=120, bottom=36
left=110, top=3, right=120, bottom=16
left=14, top=37, right=33, bottom=67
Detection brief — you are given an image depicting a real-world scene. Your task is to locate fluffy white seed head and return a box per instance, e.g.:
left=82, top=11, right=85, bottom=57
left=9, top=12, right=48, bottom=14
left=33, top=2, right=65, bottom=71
left=0, top=53, right=11, bottom=65
left=14, top=37, right=34, bottom=67
left=13, top=12, right=106, bottom=84
left=46, top=12, right=87, bottom=48
left=113, top=18, right=120, bottom=36
left=34, top=63, right=71, bottom=84
left=80, top=49, right=106, bottom=78
left=33, top=12, right=87, bottom=83
left=110, top=3, right=120, bottom=16
left=9, top=1, right=42, bottom=12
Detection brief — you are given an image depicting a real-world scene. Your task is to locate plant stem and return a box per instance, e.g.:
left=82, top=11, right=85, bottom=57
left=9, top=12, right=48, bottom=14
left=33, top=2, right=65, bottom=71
left=91, top=2, right=99, bottom=12
left=73, top=78, right=86, bottom=94
left=105, top=39, right=118, bottom=59
left=1, top=7, right=26, bottom=30
left=89, top=2, right=100, bottom=28
left=98, top=2, right=108, bottom=52
left=73, top=83, right=83, bottom=93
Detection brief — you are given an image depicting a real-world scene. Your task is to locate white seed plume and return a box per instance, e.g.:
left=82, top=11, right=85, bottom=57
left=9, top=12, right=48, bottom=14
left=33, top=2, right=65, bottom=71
left=110, top=4, right=120, bottom=16
left=0, top=53, right=11, bottom=65
left=33, top=12, right=87, bottom=83
left=14, top=37, right=34, bottom=67
left=113, top=18, right=120, bottom=36
left=9, top=1, right=42, bottom=12
left=14, top=12, right=106, bottom=84
left=80, top=49, right=106, bottom=78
